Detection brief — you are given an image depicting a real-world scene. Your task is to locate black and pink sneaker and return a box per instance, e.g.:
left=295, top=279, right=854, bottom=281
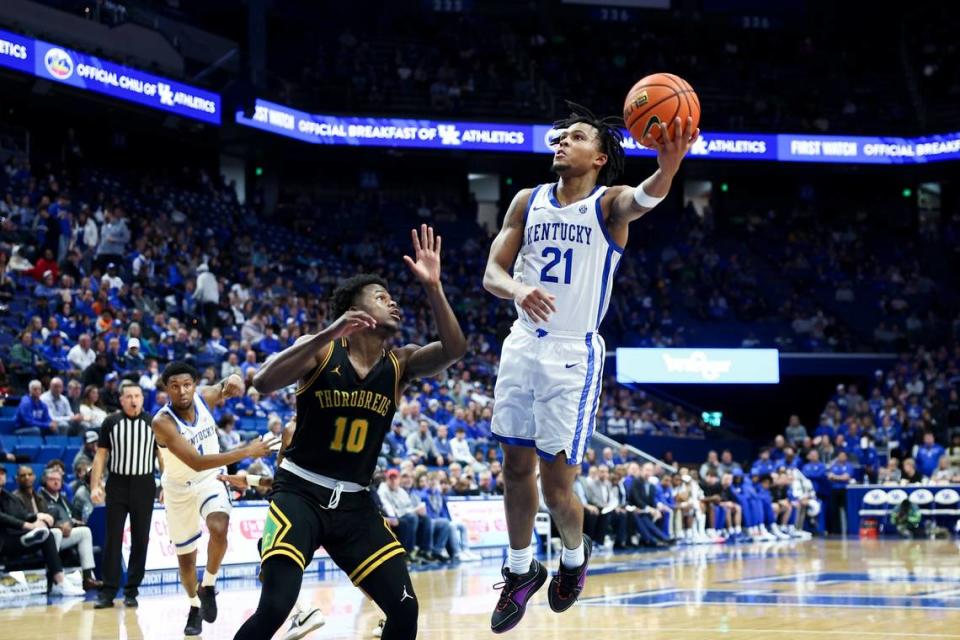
left=490, top=560, right=548, bottom=634
left=547, top=534, right=592, bottom=613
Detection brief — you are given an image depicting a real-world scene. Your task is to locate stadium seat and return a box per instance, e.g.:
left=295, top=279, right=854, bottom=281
left=44, top=435, right=71, bottom=447
left=36, top=446, right=65, bottom=465
left=15, top=435, right=43, bottom=447
left=0, top=418, right=15, bottom=434
left=12, top=445, right=38, bottom=460
left=3, top=463, right=17, bottom=488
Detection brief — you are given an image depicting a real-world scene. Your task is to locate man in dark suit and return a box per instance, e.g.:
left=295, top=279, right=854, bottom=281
left=628, top=463, right=671, bottom=547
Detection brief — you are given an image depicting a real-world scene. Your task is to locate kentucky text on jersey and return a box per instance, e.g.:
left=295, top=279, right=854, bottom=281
left=313, top=388, right=392, bottom=417
left=185, top=426, right=215, bottom=447
left=525, top=221, right=593, bottom=246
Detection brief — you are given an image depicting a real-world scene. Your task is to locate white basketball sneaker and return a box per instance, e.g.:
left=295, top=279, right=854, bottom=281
left=282, top=605, right=325, bottom=640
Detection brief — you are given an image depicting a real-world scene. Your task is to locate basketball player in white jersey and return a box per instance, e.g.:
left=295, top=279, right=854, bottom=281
left=152, top=361, right=279, bottom=637
left=484, top=103, right=699, bottom=632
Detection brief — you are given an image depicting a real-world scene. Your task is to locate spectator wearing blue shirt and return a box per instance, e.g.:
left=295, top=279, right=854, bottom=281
left=15, top=379, right=57, bottom=435
left=472, top=407, right=493, bottom=442
left=436, top=400, right=454, bottom=426
left=433, top=424, right=453, bottom=461
left=240, top=350, right=260, bottom=380
left=386, top=421, right=408, bottom=462
left=751, top=448, right=776, bottom=477
left=256, top=326, right=282, bottom=356
left=915, top=432, right=945, bottom=479
left=42, top=333, right=71, bottom=372
left=770, top=435, right=787, bottom=462
left=826, top=451, right=854, bottom=534
left=781, top=446, right=801, bottom=469
left=802, top=450, right=829, bottom=500
left=813, top=420, right=836, bottom=442
left=446, top=407, right=470, bottom=439
left=855, top=435, right=879, bottom=483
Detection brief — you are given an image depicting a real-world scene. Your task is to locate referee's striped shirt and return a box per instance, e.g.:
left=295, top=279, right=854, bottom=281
left=98, top=410, right=157, bottom=476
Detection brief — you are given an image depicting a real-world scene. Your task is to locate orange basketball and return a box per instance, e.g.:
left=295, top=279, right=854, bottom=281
left=623, top=73, right=700, bottom=147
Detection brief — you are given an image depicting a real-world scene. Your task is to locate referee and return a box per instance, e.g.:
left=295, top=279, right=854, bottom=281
left=90, top=380, right=161, bottom=608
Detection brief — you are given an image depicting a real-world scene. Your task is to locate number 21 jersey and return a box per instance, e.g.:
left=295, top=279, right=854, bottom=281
left=513, top=183, right=623, bottom=335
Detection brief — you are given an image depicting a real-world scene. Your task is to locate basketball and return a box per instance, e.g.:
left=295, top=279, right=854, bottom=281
left=623, top=72, right=701, bottom=147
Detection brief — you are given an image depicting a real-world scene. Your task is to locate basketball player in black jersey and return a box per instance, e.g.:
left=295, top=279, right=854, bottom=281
left=234, top=225, right=466, bottom=640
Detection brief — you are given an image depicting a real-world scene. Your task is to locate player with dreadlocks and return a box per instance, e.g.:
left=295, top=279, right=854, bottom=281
left=483, top=102, right=699, bottom=633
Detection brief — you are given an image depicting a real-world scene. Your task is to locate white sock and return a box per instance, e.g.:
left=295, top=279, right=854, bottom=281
left=508, top=546, right=533, bottom=575
left=561, top=541, right=585, bottom=569
left=735, top=526, right=742, bottom=534
left=189, top=595, right=201, bottom=607
left=201, top=570, right=218, bottom=587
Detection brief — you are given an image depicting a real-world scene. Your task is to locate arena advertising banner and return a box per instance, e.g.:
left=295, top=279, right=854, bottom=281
left=446, top=496, right=510, bottom=548
left=0, top=27, right=220, bottom=124
left=121, top=497, right=508, bottom=573
left=616, top=348, right=780, bottom=384
left=236, top=98, right=530, bottom=151
left=120, top=501, right=307, bottom=572
left=237, top=98, right=960, bottom=164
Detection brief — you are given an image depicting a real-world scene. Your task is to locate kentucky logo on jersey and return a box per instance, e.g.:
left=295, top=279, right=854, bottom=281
left=579, top=204, right=588, bottom=214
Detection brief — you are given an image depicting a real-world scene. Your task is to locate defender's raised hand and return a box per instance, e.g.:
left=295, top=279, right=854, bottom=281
left=404, top=224, right=441, bottom=286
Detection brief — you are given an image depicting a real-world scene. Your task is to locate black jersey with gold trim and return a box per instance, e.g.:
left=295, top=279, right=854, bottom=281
left=283, top=338, right=401, bottom=485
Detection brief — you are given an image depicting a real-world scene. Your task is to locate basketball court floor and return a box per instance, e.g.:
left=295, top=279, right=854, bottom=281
left=2, top=539, right=959, bottom=639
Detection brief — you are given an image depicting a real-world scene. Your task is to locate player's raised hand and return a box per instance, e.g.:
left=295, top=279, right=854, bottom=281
left=218, top=473, right=249, bottom=491
left=404, top=224, right=441, bottom=286
left=222, top=374, right=245, bottom=399
left=641, top=115, right=700, bottom=177
left=328, top=309, right=378, bottom=339
left=245, top=435, right=281, bottom=459
left=514, top=283, right=557, bottom=323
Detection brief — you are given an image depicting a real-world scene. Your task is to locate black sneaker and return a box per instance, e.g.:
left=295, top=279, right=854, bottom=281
left=547, top=534, right=593, bottom=613
left=93, top=596, right=114, bottom=609
left=184, top=606, right=203, bottom=636
left=198, top=585, right=218, bottom=622
left=123, top=595, right=138, bottom=608
left=490, top=560, right=548, bottom=634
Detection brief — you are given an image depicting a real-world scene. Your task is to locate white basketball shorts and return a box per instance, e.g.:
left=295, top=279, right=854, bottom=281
left=162, top=472, right=232, bottom=555
left=491, top=323, right=605, bottom=465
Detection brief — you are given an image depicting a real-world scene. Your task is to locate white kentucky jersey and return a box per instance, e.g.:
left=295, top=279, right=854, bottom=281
left=513, top=183, right=623, bottom=336
left=156, top=392, right=221, bottom=486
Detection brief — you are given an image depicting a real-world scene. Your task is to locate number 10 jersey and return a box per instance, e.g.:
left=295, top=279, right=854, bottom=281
left=285, top=338, right=401, bottom=486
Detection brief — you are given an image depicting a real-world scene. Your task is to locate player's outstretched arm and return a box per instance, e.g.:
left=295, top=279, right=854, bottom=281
left=399, top=224, right=467, bottom=379
left=152, top=413, right=279, bottom=472
left=252, top=310, right=377, bottom=394
left=609, top=116, right=700, bottom=225
left=482, top=189, right=556, bottom=323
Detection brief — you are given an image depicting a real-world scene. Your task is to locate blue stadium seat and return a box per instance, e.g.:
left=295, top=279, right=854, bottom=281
left=29, top=463, right=46, bottom=479
left=15, top=435, right=43, bottom=447
left=0, top=418, right=16, bottom=434
left=36, top=446, right=65, bottom=464
left=13, top=445, right=38, bottom=460
left=3, top=463, right=17, bottom=489
left=0, top=406, right=17, bottom=418
left=44, top=435, right=71, bottom=447
left=64, top=448, right=81, bottom=466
